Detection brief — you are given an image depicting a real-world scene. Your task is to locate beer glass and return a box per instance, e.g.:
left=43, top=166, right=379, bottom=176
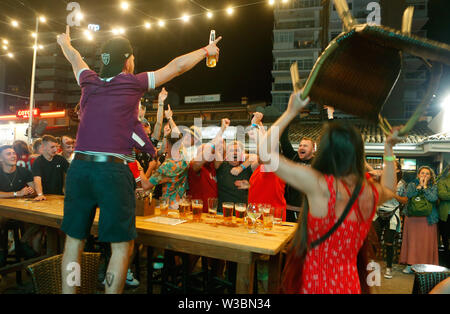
left=235, top=203, right=246, bottom=225
left=159, top=197, right=169, bottom=217
left=262, top=205, right=274, bottom=231
left=273, top=207, right=283, bottom=225
left=179, top=197, right=191, bottom=220
left=208, top=198, right=218, bottom=221
left=222, top=202, right=234, bottom=225
left=246, top=203, right=261, bottom=234
left=192, top=199, right=203, bottom=222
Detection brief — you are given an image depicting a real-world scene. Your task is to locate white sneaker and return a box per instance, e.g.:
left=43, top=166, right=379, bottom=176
left=125, top=269, right=140, bottom=287
left=402, top=265, right=413, bottom=274
left=384, top=268, right=393, bottom=279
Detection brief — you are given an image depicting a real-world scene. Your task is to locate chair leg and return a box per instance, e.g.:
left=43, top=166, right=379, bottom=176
left=147, top=246, right=154, bottom=294
left=12, top=225, right=22, bottom=285
left=134, top=246, right=140, bottom=281
left=201, top=257, right=208, bottom=293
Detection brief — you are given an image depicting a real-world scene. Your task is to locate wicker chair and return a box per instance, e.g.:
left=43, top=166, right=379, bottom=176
left=294, top=0, right=450, bottom=135
left=27, top=253, right=101, bottom=294
left=412, top=272, right=450, bottom=294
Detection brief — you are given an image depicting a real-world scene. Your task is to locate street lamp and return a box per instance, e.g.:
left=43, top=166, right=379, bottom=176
left=28, top=16, right=45, bottom=144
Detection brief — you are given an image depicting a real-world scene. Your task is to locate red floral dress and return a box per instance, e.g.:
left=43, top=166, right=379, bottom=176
left=300, top=174, right=378, bottom=294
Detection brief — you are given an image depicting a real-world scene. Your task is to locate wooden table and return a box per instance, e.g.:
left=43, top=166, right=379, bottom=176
left=0, top=195, right=297, bottom=293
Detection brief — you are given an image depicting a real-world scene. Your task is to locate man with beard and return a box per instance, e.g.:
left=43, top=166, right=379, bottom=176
left=280, top=126, right=316, bottom=222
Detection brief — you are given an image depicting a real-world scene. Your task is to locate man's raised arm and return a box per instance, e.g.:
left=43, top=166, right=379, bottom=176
left=153, top=36, right=222, bottom=88
left=57, top=25, right=90, bottom=83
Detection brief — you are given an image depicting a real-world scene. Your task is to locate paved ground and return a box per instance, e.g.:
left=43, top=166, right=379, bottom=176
left=0, top=258, right=417, bottom=294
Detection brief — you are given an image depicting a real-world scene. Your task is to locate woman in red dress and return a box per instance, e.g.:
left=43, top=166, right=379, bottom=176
left=259, top=91, right=401, bottom=294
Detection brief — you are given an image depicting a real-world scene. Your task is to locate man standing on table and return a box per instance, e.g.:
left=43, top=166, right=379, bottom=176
left=56, top=26, right=221, bottom=294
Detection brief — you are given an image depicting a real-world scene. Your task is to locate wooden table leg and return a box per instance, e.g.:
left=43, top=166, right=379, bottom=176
left=46, top=227, right=59, bottom=255
left=268, top=253, right=282, bottom=293
left=236, top=262, right=255, bottom=294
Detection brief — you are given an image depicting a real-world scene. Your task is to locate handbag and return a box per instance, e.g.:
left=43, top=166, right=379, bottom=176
left=407, top=190, right=433, bottom=217
left=377, top=204, right=400, bottom=220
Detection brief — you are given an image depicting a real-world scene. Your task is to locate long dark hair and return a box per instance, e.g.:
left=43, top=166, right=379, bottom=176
left=281, top=122, right=373, bottom=294
left=12, top=140, right=30, bottom=159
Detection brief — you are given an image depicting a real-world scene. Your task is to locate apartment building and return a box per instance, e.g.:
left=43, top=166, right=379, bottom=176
left=272, top=0, right=429, bottom=120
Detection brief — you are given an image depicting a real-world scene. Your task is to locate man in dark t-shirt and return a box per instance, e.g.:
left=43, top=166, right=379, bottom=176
left=0, top=145, right=35, bottom=266
left=32, top=135, right=69, bottom=199
left=280, top=125, right=315, bottom=222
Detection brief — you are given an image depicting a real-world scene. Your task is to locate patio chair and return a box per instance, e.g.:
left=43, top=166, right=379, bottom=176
left=292, top=0, right=450, bottom=136
left=26, top=252, right=100, bottom=294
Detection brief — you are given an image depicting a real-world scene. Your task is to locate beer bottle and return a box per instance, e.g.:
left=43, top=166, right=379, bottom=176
left=206, top=30, right=217, bottom=68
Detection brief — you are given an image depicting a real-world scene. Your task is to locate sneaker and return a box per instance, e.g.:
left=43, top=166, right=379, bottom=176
left=384, top=268, right=393, bottom=279
left=125, top=269, right=139, bottom=287
left=402, top=265, right=413, bottom=274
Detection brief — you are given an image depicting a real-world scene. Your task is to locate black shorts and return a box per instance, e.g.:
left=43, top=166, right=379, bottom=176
left=61, top=159, right=137, bottom=243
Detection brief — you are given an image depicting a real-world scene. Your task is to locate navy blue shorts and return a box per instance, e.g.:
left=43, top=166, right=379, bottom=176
left=61, top=159, right=137, bottom=243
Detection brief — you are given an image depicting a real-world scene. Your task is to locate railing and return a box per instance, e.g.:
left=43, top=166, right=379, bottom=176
left=276, top=0, right=321, bottom=10
left=273, top=83, right=294, bottom=91
left=273, top=60, right=313, bottom=71
left=275, top=20, right=318, bottom=30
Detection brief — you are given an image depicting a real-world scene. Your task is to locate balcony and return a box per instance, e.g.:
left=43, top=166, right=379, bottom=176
left=275, top=0, right=321, bottom=10
left=36, top=81, right=68, bottom=91
left=273, top=60, right=313, bottom=72
left=275, top=20, right=318, bottom=30
left=273, top=39, right=320, bottom=51
left=35, top=93, right=67, bottom=103
left=36, top=55, right=70, bottom=68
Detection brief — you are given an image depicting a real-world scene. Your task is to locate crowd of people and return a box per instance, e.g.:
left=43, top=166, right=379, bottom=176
left=0, top=25, right=449, bottom=295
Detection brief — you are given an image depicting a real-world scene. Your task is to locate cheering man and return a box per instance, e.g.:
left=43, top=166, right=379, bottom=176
left=57, top=26, right=221, bottom=294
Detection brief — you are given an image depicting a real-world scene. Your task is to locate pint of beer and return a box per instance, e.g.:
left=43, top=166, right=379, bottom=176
left=222, top=202, right=234, bottom=224
left=262, top=205, right=274, bottom=230
left=179, top=201, right=190, bottom=219
left=192, top=199, right=203, bottom=222
left=159, top=198, right=169, bottom=217
left=235, top=203, right=246, bottom=224
left=206, top=30, right=217, bottom=68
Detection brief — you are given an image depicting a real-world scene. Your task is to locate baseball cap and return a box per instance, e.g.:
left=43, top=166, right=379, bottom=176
left=99, top=36, right=133, bottom=78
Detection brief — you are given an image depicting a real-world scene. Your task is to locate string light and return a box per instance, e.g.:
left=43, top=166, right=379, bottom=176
left=3, top=39, right=8, bottom=45
left=2, top=45, right=8, bottom=51
left=7, top=52, right=13, bottom=58
left=1, top=1, right=274, bottom=44
left=121, top=2, right=129, bottom=10
left=181, top=14, right=190, bottom=22
left=84, top=30, right=93, bottom=41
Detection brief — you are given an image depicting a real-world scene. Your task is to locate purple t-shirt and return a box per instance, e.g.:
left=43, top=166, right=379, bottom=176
left=75, top=69, right=156, bottom=156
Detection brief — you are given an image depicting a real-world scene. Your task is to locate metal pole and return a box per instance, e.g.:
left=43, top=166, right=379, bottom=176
left=28, top=17, right=39, bottom=144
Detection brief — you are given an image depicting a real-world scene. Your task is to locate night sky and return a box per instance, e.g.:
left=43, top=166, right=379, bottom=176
left=1, top=0, right=450, bottom=109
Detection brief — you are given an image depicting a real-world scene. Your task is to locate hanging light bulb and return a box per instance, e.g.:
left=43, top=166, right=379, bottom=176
left=206, top=11, right=213, bottom=19
left=226, top=7, right=234, bottom=15
left=181, top=14, right=190, bottom=22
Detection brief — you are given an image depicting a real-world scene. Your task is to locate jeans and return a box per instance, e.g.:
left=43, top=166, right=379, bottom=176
left=373, top=217, right=397, bottom=268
